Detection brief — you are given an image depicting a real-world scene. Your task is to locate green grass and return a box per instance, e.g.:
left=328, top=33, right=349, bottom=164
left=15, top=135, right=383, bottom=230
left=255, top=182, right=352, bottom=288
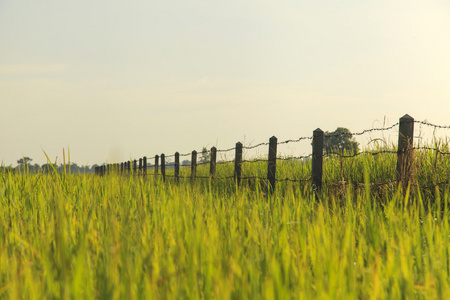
left=1, top=145, right=449, bottom=299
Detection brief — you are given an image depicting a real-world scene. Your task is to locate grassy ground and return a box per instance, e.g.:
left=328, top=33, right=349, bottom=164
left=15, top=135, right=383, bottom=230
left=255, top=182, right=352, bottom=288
left=0, top=146, right=449, bottom=299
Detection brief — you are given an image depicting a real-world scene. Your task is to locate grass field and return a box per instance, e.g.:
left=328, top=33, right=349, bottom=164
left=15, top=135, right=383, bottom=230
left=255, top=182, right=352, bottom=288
left=1, top=145, right=449, bottom=299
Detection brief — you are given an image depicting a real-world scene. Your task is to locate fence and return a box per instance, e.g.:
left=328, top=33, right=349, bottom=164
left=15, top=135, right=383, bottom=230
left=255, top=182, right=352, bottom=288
left=95, top=114, right=450, bottom=194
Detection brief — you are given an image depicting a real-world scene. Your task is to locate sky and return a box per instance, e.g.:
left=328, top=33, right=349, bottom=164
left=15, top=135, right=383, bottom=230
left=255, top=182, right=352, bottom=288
left=1, top=0, right=449, bottom=166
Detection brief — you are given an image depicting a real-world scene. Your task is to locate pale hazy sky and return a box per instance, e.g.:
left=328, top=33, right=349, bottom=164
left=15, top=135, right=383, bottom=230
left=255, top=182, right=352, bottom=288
left=1, top=0, right=449, bottom=166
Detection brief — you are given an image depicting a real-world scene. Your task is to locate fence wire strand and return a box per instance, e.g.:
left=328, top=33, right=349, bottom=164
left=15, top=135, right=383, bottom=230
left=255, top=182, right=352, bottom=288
left=415, top=120, right=450, bottom=129
left=324, top=123, right=399, bottom=138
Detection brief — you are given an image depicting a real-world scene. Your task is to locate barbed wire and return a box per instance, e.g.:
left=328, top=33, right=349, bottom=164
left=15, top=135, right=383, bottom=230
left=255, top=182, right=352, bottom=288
left=324, top=123, right=399, bottom=138
left=216, top=160, right=234, bottom=165
left=279, top=136, right=313, bottom=144
left=242, top=142, right=270, bottom=150
left=216, top=147, right=236, bottom=153
left=415, top=121, right=450, bottom=129
left=324, top=150, right=398, bottom=159
left=277, top=154, right=313, bottom=161
left=413, top=147, right=450, bottom=155
left=242, top=158, right=269, bottom=164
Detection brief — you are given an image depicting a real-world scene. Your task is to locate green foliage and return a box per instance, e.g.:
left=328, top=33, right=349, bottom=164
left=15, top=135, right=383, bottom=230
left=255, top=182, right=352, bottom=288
left=324, top=127, right=359, bottom=155
left=0, top=142, right=449, bottom=299
left=17, top=156, right=32, bottom=166
left=200, top=147, right=210, bottom=164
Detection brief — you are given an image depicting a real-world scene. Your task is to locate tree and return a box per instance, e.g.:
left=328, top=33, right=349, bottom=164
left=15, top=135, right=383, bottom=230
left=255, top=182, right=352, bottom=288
left=32, top=164, right=41, bottom=173
left=17, top=157, right=32, bottom=166
left=324, top=127, right=359, bottom=155
left=17, top=157, right=33, bottom=172
left=200, top=147, right=210, bottom=164
left=41, top=163, right=57, bottom=173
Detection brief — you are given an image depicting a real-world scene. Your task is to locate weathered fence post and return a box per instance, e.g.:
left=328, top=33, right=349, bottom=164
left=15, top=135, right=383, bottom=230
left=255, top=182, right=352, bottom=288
left=235, top=142, right=243, bottom=186
left=191, top=150, right=197, bottom=184
left=267, top=136, right=277, bottom=194
left=161, top=154, right=166, bottom=182
left=312, top=128, right=324, bottom=196
left=139, top=158, right=142, bottom=175
left=133, top=160, right=137, bottom=174
left=143, top=157, right=147, bottom=176
left=127, top=161, right=131, bottom=174
left=210, top=147, right=217, bottom=179
left=175, top=152, right=180, bottom=184
left=120, top=162, right=124, bottom=175
left=154, top=155, right=159, bottom=177
left=396, top=114, right=415, bottom=187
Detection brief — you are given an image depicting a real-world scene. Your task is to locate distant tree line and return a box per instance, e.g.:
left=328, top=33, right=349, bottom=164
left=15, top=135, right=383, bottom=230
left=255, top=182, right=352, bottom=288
left=1, top=157, right=101, bottom=174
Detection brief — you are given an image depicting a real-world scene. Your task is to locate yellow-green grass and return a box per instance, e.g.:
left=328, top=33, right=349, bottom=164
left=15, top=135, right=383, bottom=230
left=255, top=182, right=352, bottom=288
left=0, top=145, right=449, bottom=299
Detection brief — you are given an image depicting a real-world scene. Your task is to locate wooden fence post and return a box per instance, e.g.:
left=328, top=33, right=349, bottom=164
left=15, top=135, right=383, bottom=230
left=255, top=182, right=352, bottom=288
left=235, top=142, right=243, bottom=186
left=133, top=160, right=137, bottom=174
left=191, top=150, right=197, bottom=184
left=143, top=157, right=147, bottom=176
left=161, top=154, right=166, bottom=182
left=120, top=162, right=123, bottom=175
left=210, top=147, right=217, bottom=179
left=127, top=161, right=131, bottom=174
left=396, top=114, right=414, bottom=187
left=312, top=128, right=324, bottom=195
left=154, top=155, right=159, bottom=177
left=267, top=136, right=277, bottom=194
left=175, top=152, right=180, bottom=184
left=139, top=158, right=142, bottom=175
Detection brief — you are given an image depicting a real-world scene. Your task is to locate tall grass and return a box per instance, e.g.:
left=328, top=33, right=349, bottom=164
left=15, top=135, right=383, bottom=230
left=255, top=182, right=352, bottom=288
left=0, top=145, right=449, bottom=299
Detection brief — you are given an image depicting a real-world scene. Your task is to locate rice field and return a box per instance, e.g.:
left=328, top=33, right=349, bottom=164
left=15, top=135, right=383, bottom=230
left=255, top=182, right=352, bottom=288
left=1, top=145, right=449, bottom=299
